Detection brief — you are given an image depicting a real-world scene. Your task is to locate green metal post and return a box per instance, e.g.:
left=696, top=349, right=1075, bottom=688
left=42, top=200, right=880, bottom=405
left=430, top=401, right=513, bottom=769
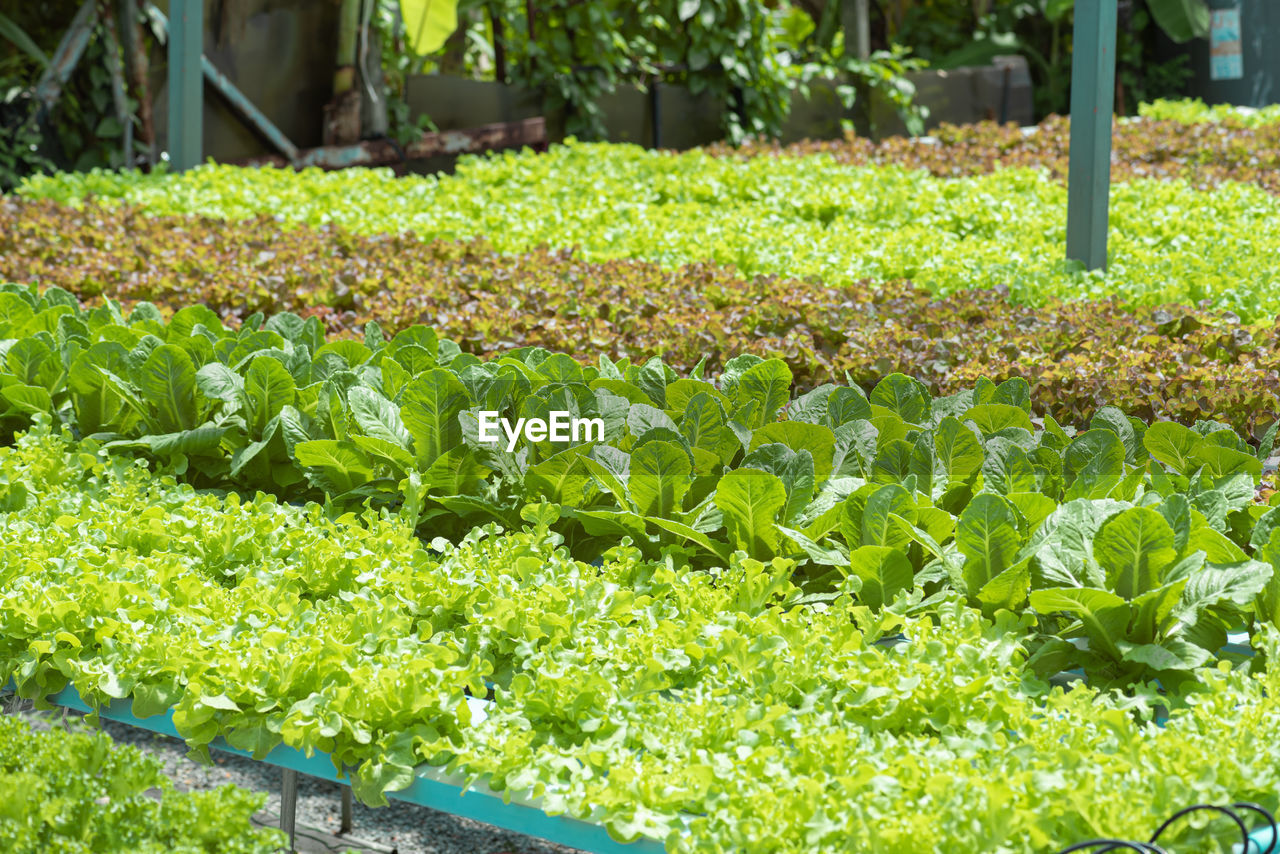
left=168, top=0, right=203, bottom=170
left=1065, top=0, right=1118, bottom=271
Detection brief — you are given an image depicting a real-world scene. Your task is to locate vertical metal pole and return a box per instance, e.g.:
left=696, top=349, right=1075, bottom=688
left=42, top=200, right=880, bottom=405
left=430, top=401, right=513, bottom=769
left=167, top=0, right=203, bottom=171
left=335, top=0, right=361, bottom=95
left=279, top=768, right=299, bottom=851
left=840, top=0, right=872, bottom=136
left=649, top=76, right=662, bottom=149
left=1065, top=0, right=1118, bottom=271
left=340, top=787, right=353, bottom=834
left=838, top=0, right=870, bottom=60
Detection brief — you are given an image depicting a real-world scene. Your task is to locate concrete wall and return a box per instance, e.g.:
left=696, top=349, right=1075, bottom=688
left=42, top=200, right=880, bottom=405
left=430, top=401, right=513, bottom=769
left=871, top=58, right=1035, bottom=138
left=402, top=77, right=725, bottom=149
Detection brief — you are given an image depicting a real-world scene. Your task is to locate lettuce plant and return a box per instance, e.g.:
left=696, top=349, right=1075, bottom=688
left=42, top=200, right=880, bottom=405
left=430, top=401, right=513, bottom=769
left=2, top=429, right=1280, bottom=851
left=17, top=139, right=1280, bottom=318
left=2, top=288, right=1279, bottom=691
left=0, top=713, right=281, bottom=853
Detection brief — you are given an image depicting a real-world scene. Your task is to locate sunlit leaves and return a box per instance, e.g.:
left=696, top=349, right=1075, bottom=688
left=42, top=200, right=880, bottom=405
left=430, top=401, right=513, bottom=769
left=3, top=194, right=1279, bottom=434
left=0, top=715, right=282, bottom=854
left=4, top=427, right=1280, bottom=853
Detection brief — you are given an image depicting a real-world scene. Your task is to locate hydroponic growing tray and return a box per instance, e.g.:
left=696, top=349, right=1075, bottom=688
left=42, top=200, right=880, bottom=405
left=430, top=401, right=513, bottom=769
left=5, top=677, right=1276, bottom=853
left=5, top=682, right=667, bottom=854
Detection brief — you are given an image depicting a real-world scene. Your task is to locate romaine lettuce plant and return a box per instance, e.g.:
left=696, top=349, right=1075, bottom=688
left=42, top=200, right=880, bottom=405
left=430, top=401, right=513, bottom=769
left=2, top=286, right=1278, bottom=690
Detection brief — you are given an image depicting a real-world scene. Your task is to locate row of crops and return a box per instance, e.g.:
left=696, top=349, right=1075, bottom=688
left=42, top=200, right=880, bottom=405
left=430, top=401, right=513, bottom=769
left=17, top=120, right=1280, bottom=317
left=3, top=102, right=1280, bottom=852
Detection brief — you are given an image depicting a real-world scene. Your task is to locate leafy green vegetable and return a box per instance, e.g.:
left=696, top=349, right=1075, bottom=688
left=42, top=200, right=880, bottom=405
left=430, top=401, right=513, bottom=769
left=2, top=429, right=1280, bottom=852
left=4, top=200, right=1279, bottom=436
left=0, top=287, right=1276, bottom=689
left=17, top=140, right=1280, bottom=319
left=0, top=713, right=281, bottom=853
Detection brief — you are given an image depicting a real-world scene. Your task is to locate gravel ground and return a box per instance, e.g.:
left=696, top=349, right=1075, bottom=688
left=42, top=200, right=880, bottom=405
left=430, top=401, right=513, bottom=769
left=13, top=704, right=583, bottom=854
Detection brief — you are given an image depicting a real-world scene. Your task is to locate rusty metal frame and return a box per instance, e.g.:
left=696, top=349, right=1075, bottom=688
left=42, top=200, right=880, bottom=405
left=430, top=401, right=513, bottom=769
left=232, top=116, right=546, bottom=169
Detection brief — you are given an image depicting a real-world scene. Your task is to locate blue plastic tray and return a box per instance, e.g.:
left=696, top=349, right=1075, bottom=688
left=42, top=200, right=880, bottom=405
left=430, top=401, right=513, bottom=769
left=5, top=682, right=668, bottom=854
left=6, top=644, right=1276, bottom=854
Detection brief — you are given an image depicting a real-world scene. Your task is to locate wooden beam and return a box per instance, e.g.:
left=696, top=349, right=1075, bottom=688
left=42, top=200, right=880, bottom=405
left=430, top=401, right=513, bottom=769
left=230, top=117, right=547, bottom=169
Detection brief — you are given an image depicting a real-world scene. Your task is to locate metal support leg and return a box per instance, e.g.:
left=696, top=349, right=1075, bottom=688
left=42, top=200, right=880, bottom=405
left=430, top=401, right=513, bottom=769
left=167, top=0, right=203, bottom=171
left=1065, top=0, right=1118, bottom=271
left=340, top=787, right=353, bottom=835
left=280, top=768, right=299, bottom=852
left=850, top=0, right=870, bottom=60
left=649, top=79, right=662, bottom=149
left=839, top=0, right=872, bottom=137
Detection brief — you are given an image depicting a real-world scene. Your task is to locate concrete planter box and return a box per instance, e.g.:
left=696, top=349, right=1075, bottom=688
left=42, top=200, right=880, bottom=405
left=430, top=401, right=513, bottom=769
left=402, top=56, right=1034, bottom=155
left=404, top=76, right=724, bottom=149
left=403, top=76, right=543, bottom=131
left=871, top=59, right=1035, bottom=137
left=591, top=82, right=726, bottom=149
